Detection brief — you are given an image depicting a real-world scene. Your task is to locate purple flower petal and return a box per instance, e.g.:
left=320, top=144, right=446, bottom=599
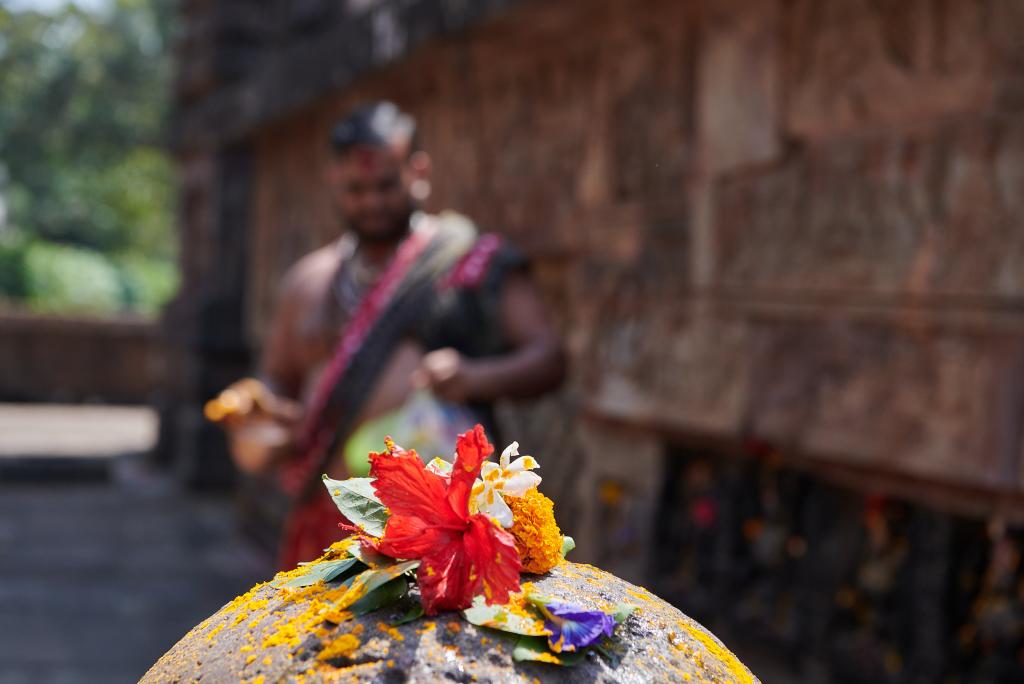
left=542, top=601, right=617, bottom=652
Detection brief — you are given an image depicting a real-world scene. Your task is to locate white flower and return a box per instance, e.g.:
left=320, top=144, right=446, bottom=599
left=425, top=457, right=453, bottom=479
left=471, top=442, right=542, bottom=528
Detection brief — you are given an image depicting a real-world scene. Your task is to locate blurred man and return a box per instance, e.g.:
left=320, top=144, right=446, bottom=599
left=209, top=102, right=565, bottom=567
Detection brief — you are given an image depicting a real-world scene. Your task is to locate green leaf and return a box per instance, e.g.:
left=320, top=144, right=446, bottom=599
left=612, top=603, right=637, bottom=624
left=273, top=556, right=361, bottom=589
left=560, top=536, right=575, bottom=558
left=462, top=595, right=550, bottom=636
left=523, top=591, right=558, bottom=607
left=391, top=603, right=425, bottom=626
left=333, top=536, right=392, bottom=568
left=594, top=642, right=621, bottom=667
left=321, top=557, right=362, bottom=582
left=349, top=576, right=409, bottom=616
left=323, top=476, right=390, bottom=537
left=339, top=561, right=420, bottom=609
left=512, top=636, right=585, bottom=665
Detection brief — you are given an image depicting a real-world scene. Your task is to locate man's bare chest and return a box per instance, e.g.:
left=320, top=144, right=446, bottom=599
left=293, top=281, right=348, bottom=370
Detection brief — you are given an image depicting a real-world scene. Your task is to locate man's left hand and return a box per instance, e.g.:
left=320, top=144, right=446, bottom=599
left=413, top=348, right=482, bottom=404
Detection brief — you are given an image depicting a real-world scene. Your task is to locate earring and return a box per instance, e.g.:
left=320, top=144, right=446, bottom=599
left=411, top=179, right=431, bottom=201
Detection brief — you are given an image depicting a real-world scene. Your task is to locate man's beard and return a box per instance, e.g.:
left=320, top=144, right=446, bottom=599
left=346, top=205, right=414, bottom=245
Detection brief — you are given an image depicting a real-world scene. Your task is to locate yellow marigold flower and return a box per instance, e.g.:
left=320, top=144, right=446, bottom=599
left=507, top=488, right=563, bottom=574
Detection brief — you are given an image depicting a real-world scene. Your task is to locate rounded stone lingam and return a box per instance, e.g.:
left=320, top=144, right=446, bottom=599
left=141, top=561, right=759, bottom=683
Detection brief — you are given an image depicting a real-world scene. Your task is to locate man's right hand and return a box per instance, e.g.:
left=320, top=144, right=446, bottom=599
left=206, top=379, right=303, bottom=475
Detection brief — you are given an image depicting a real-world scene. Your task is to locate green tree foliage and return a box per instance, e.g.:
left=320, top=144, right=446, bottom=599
left=0, top=0, right=178, bottom=316
left=23, top=240, right=123, bottom=314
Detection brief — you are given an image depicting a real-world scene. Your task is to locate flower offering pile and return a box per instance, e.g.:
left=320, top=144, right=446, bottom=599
left=273, top=425, right=636, bottom=666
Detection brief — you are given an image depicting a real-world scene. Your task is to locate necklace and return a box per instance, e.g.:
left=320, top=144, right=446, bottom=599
left=331, top=213, right=428, bottom=318
left=333, top=259, right=370, bottom=319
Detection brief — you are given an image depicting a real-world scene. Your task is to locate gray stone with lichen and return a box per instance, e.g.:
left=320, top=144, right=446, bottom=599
left=140, top=561, right=759, bottom=683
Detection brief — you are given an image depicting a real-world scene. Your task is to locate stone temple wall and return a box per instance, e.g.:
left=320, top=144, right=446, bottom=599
left=170, top=0, right=1024, bottom=678
left=0, top=310, right=165, bottom=404
left=230, top=0, right=1024, bottom=539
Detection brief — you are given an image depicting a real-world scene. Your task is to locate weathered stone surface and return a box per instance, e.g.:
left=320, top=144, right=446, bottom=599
left=0, top=468, right=271, bottom=684
left=140, top=562, right=759, bottom=683
left=0, top=312, right=163, bottom=404
left=575, top=298, right=749, bottom=436
left=575, top=298, right=1024, bottom=494
left=573, top=424, right=665, bottom=584
left=698, top=0, right=781, bottom=175
left=174, top=0, right=527, bottom=149
left=783, top=0, right=998, bottom=140
left=745, top=318, right=1024, bottom=489
left=715, top=117, right=1024, bottom=298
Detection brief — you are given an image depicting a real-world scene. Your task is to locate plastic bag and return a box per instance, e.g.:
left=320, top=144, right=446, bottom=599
left=342, top=390, right=479, bottom=476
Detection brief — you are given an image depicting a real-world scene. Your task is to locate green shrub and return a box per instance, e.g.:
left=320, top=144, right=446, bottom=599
left=0, top=232, right=29, bottom=299
left=114, top=253, right=178, bottom=315
left=23, top=240, right=124, bottom=315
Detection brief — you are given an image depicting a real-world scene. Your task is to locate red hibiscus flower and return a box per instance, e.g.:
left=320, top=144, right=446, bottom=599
left=369, top=425, right=522, bottom=614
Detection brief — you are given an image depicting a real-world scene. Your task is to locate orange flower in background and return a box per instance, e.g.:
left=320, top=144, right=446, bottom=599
left=369, top=425, right=521, bottom=614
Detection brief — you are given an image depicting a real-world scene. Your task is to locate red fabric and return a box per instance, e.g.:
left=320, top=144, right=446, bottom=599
left=280, top=226, right=435, bottom=496
left=436, top=233, right=503, bottom=291
left=367, top=426, right=521, bottom=614
left=278, top=489, right=350, bottom=571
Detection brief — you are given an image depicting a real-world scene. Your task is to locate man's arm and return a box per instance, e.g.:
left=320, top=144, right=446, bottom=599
left=419, top=271, right=566, bottom=403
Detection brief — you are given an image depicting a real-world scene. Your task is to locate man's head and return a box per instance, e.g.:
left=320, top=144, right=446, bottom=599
left=327, top=102, right=431, bottom=244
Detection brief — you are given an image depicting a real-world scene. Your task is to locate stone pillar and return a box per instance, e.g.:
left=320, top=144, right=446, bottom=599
left=157, top=144, right=253, bottom=488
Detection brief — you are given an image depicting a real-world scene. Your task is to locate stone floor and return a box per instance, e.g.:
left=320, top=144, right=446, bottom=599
left=0, top=404, right=273, bottom=684
left=0, top=404, right=157, bottom=459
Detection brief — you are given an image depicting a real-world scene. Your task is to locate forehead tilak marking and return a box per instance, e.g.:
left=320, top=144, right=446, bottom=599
left=354, top=148, right=379, bottom=169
